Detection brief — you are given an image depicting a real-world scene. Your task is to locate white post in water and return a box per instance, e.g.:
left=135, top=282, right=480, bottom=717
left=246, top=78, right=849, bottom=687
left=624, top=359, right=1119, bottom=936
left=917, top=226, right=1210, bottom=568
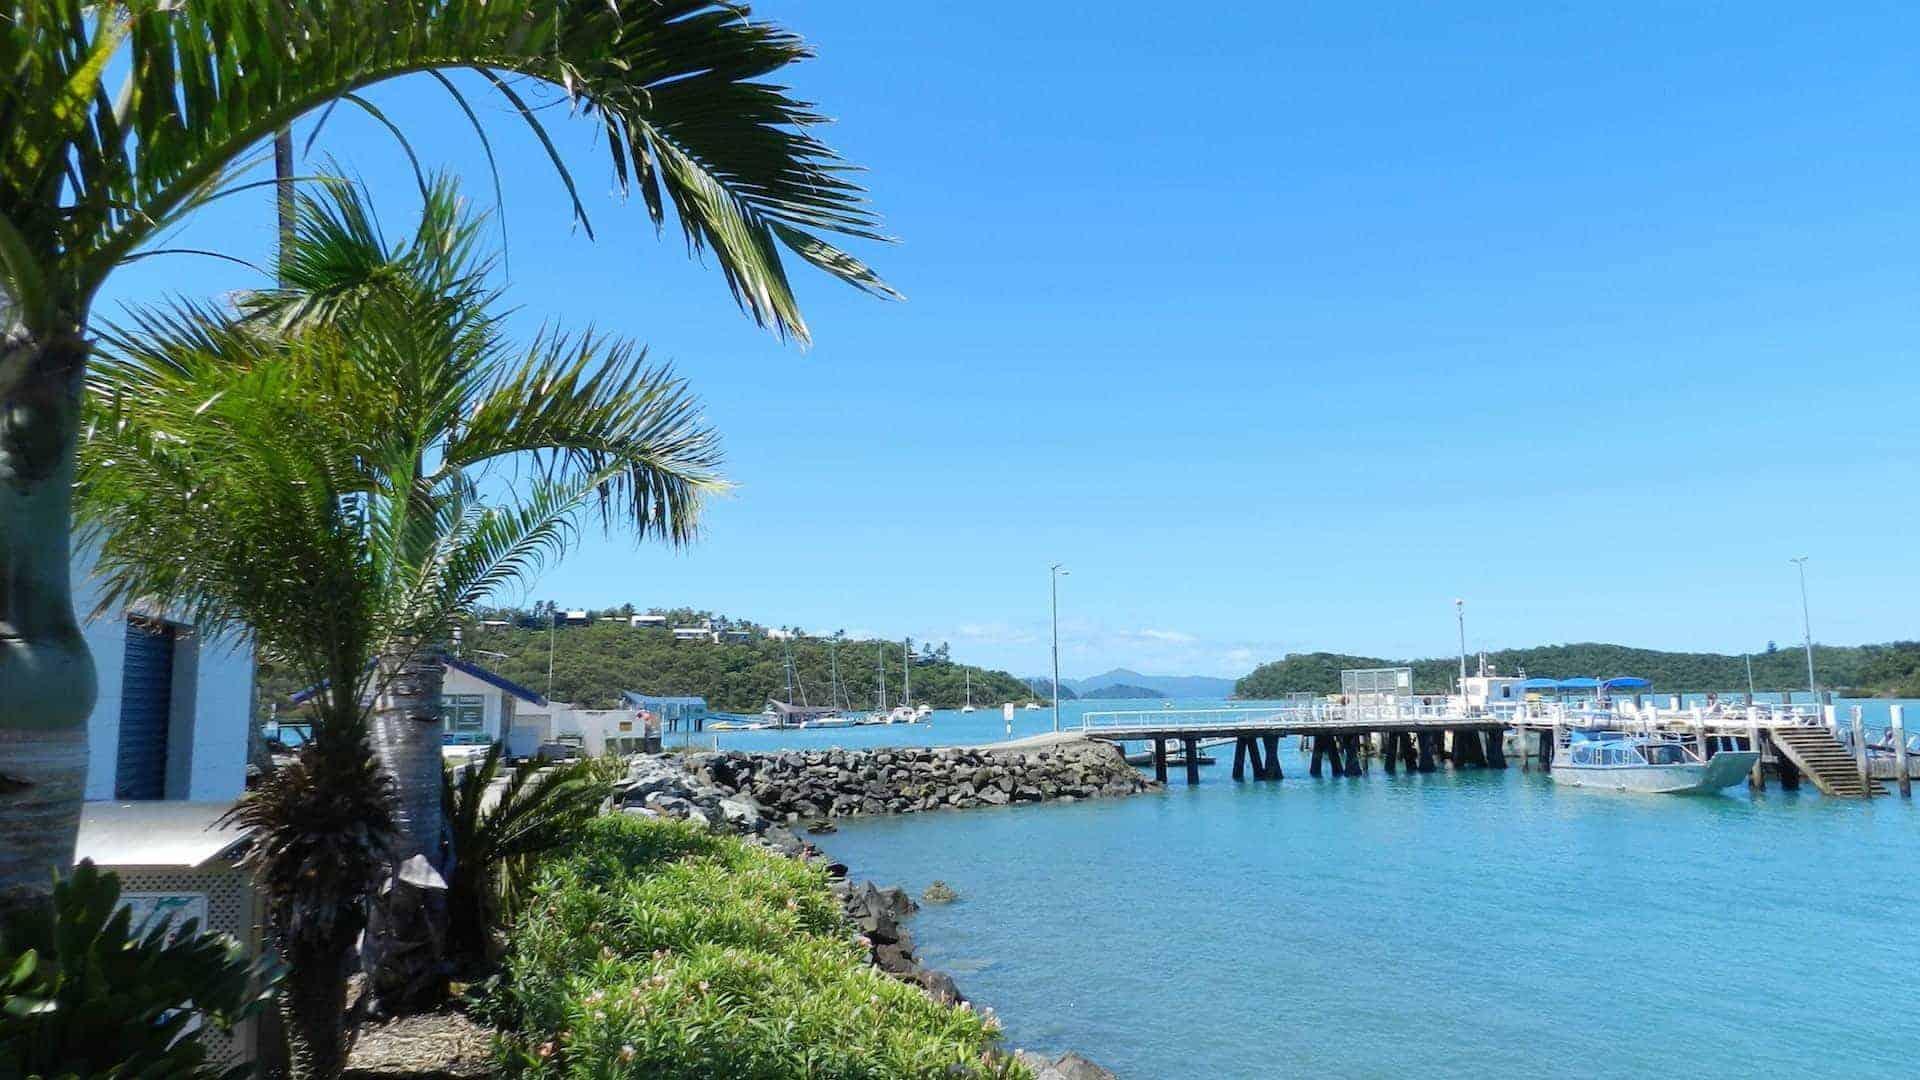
left=1850, top=705, right=1869, bottom=789
left=1792, top=556, right=1818, bottom=707
left=1050, top=563, right=1068, bottom=734
left=1891, top=705, right=1910, bottom=797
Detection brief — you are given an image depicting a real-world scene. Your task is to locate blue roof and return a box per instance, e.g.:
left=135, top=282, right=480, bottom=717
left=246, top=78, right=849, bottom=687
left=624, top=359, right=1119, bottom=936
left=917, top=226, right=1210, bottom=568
left=289, top=655, right=546, bottom=707
left=622, top=691, right=708, bottom=707
left=445, top=655, right=548, bottom=706
left=1514, top=675, right=1651, bottom=693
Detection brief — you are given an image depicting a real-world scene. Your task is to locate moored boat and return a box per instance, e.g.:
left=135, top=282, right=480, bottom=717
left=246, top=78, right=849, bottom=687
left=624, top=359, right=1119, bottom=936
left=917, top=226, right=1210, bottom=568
left=1550, top=730, right=1757, bottom=794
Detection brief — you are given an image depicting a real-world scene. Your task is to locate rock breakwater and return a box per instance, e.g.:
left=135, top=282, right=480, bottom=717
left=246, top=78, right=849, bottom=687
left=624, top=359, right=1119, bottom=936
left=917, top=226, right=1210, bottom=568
left=671, top=739, right=1156, bottom=821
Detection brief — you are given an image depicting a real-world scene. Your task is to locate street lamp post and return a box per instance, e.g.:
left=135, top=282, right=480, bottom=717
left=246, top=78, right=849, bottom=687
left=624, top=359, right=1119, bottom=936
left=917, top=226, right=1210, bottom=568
left=1454, top=598, right=1467, bottom=691
left=1050, top=564, right=1068, bottom=733
left=1791, top=556, right=1817, bottom=706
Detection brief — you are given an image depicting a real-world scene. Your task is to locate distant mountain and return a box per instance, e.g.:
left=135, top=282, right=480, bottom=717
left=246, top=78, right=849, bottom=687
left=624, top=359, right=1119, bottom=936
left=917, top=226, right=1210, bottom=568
left=1023, top=677, right=1079, bottom=701
left=1064, top=668, right=1236, bottom=699
left=1077, top=683, right=1166, bottom=700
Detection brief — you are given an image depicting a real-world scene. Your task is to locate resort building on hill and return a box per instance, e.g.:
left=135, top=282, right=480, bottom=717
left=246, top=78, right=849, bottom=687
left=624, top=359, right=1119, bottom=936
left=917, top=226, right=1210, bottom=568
left=73, top=550, right=255, bottom=803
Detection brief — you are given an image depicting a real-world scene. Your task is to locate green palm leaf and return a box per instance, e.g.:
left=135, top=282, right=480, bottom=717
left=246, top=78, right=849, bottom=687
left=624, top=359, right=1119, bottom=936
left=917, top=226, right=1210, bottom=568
left=1, top=0, right=894, bottom=343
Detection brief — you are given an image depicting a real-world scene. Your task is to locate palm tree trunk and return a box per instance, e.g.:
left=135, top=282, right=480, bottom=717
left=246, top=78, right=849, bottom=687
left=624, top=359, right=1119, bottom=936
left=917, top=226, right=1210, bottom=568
left=280, top=935, right=355, bottom=1080
left=370, top=645, right=445, bottom=871
left=0, top=327, right=97, bottom=912
left=363, top=645, right=449, bottom=1012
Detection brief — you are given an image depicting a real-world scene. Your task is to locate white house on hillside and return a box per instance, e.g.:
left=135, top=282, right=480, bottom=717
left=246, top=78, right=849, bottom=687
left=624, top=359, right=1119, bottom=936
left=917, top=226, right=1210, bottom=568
left=73, top=550, right=256, bottom=803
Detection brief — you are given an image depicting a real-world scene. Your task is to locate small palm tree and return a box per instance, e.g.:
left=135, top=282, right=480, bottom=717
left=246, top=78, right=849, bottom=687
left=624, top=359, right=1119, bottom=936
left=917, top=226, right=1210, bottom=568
left=76, top=357, right=410, bottom=1078
left=242, top=175, right=723, bottom=887
left=441, top=745, right=612, bottom=966
left=86, top=175, right=725, bottom=1011
left=0, top=0, right=891, bottom=906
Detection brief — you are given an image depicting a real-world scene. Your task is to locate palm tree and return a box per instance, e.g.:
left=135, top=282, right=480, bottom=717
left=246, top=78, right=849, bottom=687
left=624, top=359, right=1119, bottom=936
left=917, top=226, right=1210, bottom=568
left=75, top=355, right=406, bottom=1078
left=77, top=251, right=702, bottom=1074
left=256, top=176, right=722, bottom=884
left=0, top=0, right=891, bottom=906
left=91, top=176, right=724, bottom=1008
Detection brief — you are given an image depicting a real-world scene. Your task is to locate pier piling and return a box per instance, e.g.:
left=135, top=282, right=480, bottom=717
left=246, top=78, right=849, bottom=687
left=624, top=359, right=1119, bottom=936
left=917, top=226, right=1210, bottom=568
left=1153, top=738, right=1168, bottom=785
left=1748, top=722, right=1766, bottom=791
left=1232, top=737, right=1250, bottom=781
left=1415, top=732, right=1438, bottom=773
left=1259, top=735, right=1283, bottom=780
left=1183, top=737, right=1201, bottom=785
left=1382, top=732, right=1398, bottom=775
left=1485, top=729, right=1507, bottom=769
left=1341, top=734, right=1362, bottom=776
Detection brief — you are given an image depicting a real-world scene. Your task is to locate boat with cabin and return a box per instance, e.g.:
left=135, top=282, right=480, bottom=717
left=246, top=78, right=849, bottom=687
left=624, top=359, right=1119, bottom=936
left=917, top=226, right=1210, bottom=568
left=1550, top=729, right=1757, bottom=794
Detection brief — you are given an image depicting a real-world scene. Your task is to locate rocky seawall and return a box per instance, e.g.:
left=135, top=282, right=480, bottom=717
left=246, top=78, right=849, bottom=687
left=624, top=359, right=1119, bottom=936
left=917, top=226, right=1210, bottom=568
left=647, top=740, right=1155, bottom=822
left=616, top=744, right=1132, bottom=1078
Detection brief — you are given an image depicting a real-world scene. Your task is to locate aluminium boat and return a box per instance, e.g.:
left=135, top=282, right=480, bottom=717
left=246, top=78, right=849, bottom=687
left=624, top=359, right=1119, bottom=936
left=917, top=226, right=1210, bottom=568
left=1551, top=730, right=1757, bottom=794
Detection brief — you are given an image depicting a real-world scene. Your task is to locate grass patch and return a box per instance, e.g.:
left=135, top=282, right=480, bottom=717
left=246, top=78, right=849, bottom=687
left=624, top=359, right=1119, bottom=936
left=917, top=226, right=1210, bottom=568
left=485, top=815, right=1024, bottom=1078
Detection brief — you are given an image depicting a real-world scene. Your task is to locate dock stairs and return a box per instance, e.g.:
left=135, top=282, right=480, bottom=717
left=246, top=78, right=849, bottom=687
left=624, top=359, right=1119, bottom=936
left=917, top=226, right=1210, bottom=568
left=1769, top=726, right=1882, bottom=798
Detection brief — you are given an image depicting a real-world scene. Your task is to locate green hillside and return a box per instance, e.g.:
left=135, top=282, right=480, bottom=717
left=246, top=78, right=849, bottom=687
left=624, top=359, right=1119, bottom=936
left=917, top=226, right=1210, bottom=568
left=458, top=609, right=1031, bottom=712
left=1235, top=641, right=1920, bottom=699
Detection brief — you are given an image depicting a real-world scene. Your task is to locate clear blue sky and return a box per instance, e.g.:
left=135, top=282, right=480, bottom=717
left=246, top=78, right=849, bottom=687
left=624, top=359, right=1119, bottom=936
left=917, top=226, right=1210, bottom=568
left=100, top=3, right=1920, bottom=680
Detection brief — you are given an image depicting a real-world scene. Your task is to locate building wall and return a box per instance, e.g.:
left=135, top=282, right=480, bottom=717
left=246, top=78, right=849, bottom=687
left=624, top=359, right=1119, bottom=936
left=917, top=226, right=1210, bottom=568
left=75, top=553, right=256, bottom=802
left=440, top=666, right=554, bottom=753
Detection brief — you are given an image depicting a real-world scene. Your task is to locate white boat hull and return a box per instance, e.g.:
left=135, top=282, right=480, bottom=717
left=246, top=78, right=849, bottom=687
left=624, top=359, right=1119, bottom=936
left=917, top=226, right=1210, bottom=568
left=1550, top=751, right=1758, bottom=794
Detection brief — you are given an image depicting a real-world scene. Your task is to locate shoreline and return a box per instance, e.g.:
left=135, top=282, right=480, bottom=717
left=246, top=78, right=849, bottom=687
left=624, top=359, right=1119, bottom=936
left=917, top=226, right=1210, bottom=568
left=619, top=745, right=1149, bottom=1077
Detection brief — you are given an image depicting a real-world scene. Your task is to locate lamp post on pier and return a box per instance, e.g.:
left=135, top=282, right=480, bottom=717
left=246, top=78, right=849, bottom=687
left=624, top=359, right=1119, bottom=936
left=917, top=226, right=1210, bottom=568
left=1051, top=564, right=1068, bottom=733
left=1791, top=556, right=1817, bottom=707
left=1454, top=598, right=1467, bottom=693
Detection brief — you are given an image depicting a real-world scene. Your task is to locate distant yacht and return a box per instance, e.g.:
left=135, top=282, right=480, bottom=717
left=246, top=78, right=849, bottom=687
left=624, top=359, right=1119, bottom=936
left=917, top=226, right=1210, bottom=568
left=960, top=672, right=977, bottom=713
left=1024, top=701, right=1044, bottom=711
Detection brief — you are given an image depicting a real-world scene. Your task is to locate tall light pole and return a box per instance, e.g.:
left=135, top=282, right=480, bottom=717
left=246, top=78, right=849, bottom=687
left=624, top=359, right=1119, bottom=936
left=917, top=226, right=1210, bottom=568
left=1454, top=598, right=1467, bottom=691
left=1050, top=564, right=1068, bottom=733
left=1791, top=556, right=1817, bottom=706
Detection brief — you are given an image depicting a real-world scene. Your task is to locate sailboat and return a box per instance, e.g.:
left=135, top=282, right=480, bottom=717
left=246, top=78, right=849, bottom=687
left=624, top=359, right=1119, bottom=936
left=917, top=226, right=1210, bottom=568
left=960, top=671, right=977, bottom=713
left=887, top=638, right=919, bottom=723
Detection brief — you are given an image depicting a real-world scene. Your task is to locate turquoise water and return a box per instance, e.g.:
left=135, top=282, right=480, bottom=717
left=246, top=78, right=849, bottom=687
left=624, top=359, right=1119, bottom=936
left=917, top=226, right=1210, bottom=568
left=785, top=698, right=1920, bottom=1078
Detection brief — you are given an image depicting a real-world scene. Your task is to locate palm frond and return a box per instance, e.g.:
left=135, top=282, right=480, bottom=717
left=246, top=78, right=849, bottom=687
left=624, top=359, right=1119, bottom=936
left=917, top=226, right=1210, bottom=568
left=1, top=1, right=893, bottom=342
left=445, top=331, right=725, bottom=544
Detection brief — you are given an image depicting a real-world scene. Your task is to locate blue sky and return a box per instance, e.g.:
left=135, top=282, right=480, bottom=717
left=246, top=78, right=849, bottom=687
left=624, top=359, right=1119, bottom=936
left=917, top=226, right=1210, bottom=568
left=99, top=3, right=1920, bottom=679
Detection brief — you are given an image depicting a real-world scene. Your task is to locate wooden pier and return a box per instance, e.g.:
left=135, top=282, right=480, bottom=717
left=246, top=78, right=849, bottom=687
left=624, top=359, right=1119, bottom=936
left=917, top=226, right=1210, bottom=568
left=1084, top=702, right=1905, bottom=800
left=1084, top=707, right=1507, bottom=786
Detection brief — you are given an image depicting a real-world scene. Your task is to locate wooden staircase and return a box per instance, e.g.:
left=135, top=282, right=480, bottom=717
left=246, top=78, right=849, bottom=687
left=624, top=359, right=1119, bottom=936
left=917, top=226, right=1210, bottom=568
left=1769, top=726, right=1882, bottom=798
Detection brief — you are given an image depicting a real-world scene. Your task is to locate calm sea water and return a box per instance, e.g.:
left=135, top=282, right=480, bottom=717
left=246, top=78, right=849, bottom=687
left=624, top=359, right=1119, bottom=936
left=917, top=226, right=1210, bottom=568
left=730, top=698, right=1920, bottom=1078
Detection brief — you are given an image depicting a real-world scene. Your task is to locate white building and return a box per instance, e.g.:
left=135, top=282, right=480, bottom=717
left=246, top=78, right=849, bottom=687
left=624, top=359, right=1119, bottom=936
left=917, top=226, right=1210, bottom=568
left=439, top=656, right=555, bottom=757
left=74, top=552, right=256, bottom=803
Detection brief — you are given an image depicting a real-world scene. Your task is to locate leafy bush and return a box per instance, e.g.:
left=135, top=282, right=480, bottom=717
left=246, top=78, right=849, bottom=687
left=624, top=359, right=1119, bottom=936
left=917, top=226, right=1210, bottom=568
left=484, top=816, right=1023, bottom=1078
left=0, top=861, right=278, bottom=1080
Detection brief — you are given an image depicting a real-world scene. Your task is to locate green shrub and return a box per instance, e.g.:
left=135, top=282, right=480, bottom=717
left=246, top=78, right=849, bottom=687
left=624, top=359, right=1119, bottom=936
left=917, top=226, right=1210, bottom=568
left=0, top=861, right=278, bottom=1080
left=486, top=816, right=1024, bottom=1079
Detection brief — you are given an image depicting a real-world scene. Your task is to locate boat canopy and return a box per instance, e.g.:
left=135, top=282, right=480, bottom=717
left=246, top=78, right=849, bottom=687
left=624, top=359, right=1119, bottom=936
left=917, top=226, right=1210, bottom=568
left=1518, top=675, right=1651, bottom=692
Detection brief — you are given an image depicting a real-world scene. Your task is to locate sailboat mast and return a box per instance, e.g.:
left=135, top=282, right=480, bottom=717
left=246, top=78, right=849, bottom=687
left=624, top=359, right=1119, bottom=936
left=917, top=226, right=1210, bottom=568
left=877, top=645, right=886, bottom=711
left=903, top=639, right=911, bottom=707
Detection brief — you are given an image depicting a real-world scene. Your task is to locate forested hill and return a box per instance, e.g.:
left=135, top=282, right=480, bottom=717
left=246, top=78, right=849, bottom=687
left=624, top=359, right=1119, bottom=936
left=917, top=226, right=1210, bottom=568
left=1235, top=642, right=1920, bottom=699
left=462, top=617, right=1033, bottom=713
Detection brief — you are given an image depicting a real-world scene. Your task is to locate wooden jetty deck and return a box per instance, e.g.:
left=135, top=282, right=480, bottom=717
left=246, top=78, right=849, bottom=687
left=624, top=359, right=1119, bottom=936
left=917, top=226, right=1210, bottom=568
left=1084, top=702, right=1912, bottom=799
left=1084, top=706, right=1507, bottom=785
